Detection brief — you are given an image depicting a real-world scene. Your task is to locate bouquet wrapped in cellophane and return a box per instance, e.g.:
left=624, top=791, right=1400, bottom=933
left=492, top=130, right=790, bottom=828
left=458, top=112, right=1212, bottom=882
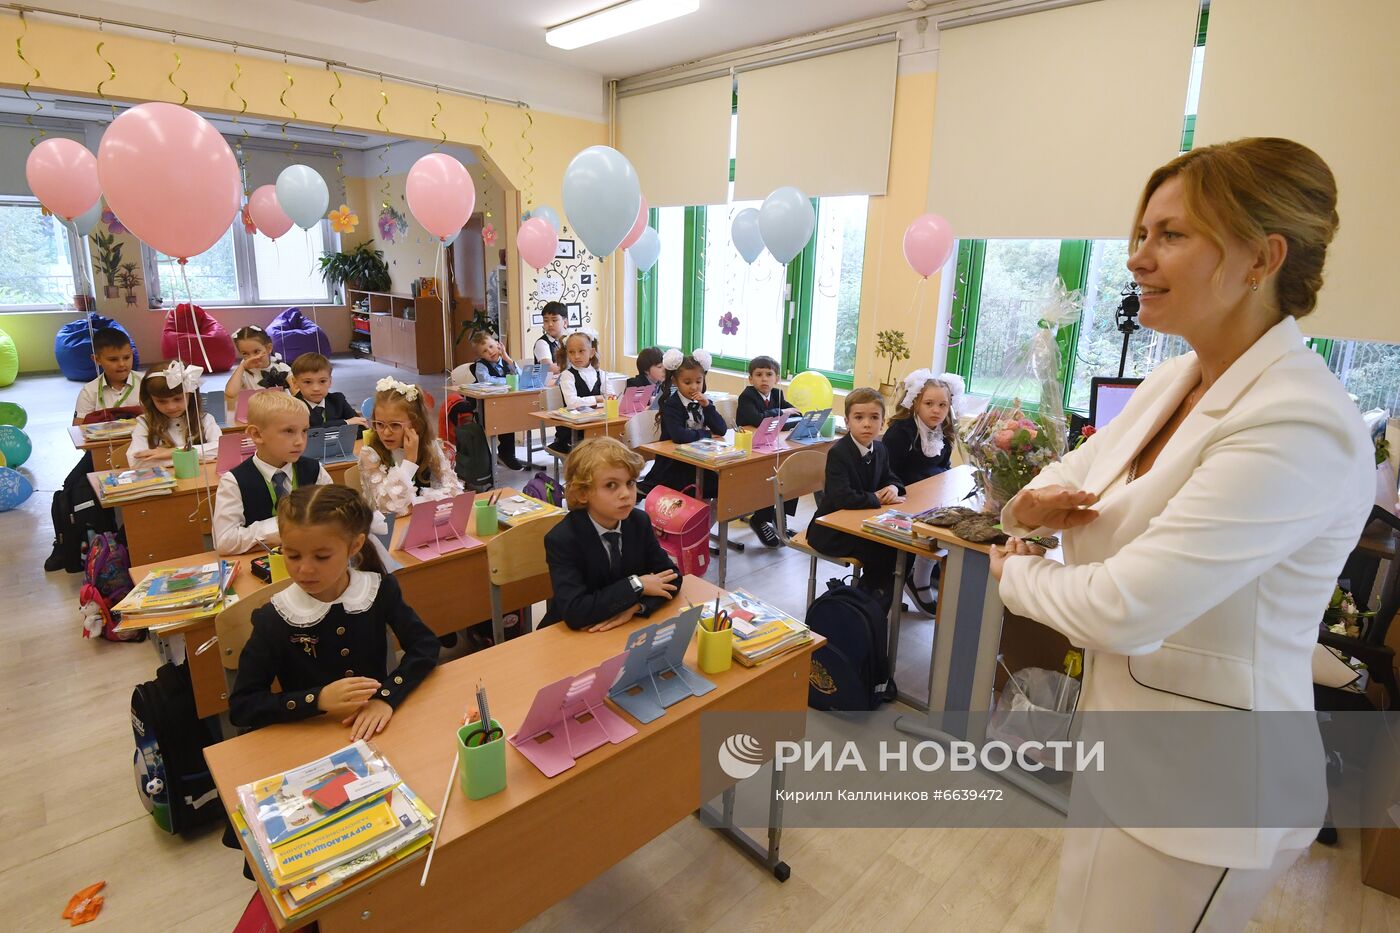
left=959, top=281, right=1081, bottom=514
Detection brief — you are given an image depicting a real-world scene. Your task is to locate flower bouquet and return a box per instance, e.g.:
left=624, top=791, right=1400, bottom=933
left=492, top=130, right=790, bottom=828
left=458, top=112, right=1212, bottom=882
left=959, top=280, right=1080, bottom=514
left=1323, top=586, right=1375, bottom=639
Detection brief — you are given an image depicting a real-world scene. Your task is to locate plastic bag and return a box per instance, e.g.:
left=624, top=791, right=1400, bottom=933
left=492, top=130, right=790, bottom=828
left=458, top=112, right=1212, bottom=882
left=987, top=666, right=1081, bottom=770
left=958, top=280, right=1079, bottom=513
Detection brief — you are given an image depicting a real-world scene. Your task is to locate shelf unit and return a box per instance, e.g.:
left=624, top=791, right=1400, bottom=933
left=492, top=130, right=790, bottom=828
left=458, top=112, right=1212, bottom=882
left=345, top=289, right=445, bottom=374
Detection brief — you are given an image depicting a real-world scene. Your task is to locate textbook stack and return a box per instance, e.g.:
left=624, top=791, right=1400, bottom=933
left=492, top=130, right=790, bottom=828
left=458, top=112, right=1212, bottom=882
left=860, top=509, right=920, bottom=546
left=97, top=466, right=176, bottom=504
left=234, top=742, right=434, bottom=921
left=495, top=493, right=565, bottom=528
left=113, top=560, right=239, bottom=631
left=550, top=406, right=607, bottom=423
left=80, top=419, right=137, bottom=442
left=705, top=589, right=813, bottom=667
left=674, top=438, right=746, bottom=464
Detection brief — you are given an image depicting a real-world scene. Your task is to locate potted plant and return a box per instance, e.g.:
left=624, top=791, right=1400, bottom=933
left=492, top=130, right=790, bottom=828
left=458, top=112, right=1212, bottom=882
left=874, top=329, right=911, bottom=405
left=90, top=231, right=124, bottom=299
left=318, top=241, right=392, bottom=298
left=116, top=262, right=142, bottom=307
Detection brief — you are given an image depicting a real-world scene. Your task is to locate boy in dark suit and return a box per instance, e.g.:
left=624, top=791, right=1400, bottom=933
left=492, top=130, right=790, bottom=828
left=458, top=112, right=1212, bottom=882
left=291, top=353, right=368, bottom=429
left=807, top=387, right=907, bottom=611
left=736, top=354, right=800, bottom=546
left=543, top=437, right=682, bottom=631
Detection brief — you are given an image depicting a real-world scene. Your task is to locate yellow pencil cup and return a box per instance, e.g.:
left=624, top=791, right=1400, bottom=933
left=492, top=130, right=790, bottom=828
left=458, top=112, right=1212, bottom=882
left=361, top=429, right=376, bottom=449
left=604, top=397, right=620, bottom=419
left=696, top=626, right=734, bottom=674
left=268, top=552, right=288, bottom=583
left=733, top=429, right=753, bottom=452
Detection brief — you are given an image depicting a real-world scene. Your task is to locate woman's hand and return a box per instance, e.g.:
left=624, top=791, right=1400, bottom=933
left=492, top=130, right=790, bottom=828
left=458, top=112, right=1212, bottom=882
left=989, top=537, right=1047, bottom=582
left=346, top=699, right=393, bottom=740
left=640, top=570, right=679, bottom=598
left=1008, top=485, right=1100, bottom=532
left=402, top=425, right=421, bottom=463
left=588, top=605, right=640, bottom=633
left=317, top=676, right=381, bottom=719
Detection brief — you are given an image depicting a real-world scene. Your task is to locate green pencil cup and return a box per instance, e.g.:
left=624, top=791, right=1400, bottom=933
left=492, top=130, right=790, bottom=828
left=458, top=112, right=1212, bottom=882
left=473, top=498, right=499, bottom=535
left=505, top=374, right=519, bottom=390
left=696, top=626, right=734, bottom=674
left=170, top=447, right=200, bottom=479
left=819, top=416, right=836, bottom=438
left=457, top=720, right=507, bottom=800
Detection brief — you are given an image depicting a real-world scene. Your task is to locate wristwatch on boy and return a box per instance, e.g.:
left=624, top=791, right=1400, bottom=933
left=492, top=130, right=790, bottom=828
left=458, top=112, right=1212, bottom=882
left=628, top=574, right=642, bottom=595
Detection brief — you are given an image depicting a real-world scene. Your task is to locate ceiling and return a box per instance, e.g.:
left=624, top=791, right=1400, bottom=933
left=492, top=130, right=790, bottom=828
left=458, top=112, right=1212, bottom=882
left=300, top=0, right=915, bottom=78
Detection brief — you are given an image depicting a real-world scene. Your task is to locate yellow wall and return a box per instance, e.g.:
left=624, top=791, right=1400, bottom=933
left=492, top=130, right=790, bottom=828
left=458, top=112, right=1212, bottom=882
left=0, top=14, right=605, bottom=370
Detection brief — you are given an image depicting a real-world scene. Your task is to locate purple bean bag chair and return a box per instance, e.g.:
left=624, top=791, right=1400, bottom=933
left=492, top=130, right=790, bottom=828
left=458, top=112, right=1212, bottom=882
left=267, top=307, right=331, bottom=364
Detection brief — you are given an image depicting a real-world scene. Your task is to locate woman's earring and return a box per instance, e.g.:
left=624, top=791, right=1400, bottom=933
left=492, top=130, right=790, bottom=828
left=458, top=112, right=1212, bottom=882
left=1249, top=277, right=1259, bottom=292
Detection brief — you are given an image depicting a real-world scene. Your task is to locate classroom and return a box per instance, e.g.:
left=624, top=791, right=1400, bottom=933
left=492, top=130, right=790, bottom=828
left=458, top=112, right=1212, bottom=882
left=1, top=0, right=1398, bottom=930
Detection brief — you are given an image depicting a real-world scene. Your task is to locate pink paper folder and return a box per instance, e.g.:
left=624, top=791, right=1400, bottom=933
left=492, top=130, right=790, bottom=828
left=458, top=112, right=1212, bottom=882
left=619, top=384, right=658, bottom=417
left=215, top=432, right=257, bottom=474
left=750, top=415, right=784, bottom=451
left=234, top=389, right=281, bottom=424
left=399, top=493, right=480, bottom=560
left=509, top=651, right=636, bottom=778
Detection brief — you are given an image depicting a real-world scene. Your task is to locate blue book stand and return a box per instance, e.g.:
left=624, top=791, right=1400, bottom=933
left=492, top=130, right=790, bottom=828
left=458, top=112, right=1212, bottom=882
left=608, top=605, right=715, bottom=723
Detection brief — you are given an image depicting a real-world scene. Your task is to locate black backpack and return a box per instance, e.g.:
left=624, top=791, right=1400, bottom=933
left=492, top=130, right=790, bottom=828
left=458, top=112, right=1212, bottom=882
left=130, top=663, right=224, bottom=835
left=50, top=456, right=117, bottom=574
left=454, top=421, right=493, bottom=491
left=806, top=580, right=895, bottom=710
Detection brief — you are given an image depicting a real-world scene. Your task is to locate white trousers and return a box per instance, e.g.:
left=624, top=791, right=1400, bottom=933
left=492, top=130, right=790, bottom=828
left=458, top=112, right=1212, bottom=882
left=1050, top=827, right=1304, bottom=933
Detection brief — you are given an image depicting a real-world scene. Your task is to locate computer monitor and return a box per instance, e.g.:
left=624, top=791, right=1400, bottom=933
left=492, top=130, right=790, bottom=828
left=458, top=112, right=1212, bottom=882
left=1088, top=377, right=1143, bottom=429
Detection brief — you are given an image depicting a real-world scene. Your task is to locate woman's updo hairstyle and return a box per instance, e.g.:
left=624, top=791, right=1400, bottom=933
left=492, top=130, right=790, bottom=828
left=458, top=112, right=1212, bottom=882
left=1131, top=137, right=1339, bottom=318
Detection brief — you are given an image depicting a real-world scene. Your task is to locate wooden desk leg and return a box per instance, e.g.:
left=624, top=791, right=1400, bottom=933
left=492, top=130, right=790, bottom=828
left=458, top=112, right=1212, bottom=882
left=695, top=758, right=791, bottom=882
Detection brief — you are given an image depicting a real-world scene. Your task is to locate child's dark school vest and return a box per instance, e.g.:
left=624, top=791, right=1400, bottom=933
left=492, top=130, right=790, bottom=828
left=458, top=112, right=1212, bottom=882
left=231, top=457, right=322, bottom=523
left=568, top=366, right=603, bottom=398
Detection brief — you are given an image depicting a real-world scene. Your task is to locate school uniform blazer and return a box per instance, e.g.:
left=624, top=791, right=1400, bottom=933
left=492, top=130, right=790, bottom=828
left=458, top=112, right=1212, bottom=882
left=999, top=315, right=1374, bottom=868
left=806, top=434, right=905, bottom=554
left=882, top=416, right=952, bottom=485
left=736, top=386, right=788, bottom=428
left=659, top=391, right=727, bottom=442
left=300, top=392, right=359, bottom=428
left=541, top=507, right=683, bottom=629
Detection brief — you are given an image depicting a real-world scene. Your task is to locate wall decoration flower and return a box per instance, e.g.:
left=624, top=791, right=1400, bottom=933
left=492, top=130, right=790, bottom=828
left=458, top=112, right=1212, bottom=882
left=329, top=204, right=359, bottom=234
left=718, top=311, right=741, bottom=336
left=482, top=223, right=497, bottom=246
left=101, top=209, right=126, bottom=235
left=377, top=205, right=408, bottom=243
left=241, top=204, right=256, bottom=235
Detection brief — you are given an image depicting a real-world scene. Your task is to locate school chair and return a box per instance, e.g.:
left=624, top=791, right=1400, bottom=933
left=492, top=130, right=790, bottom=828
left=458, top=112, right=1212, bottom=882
left=486, top=512, right=565, bottom=644
left=623, top=409, right=661, bottom=450
left=213, top=577, right=294, bottom=737
left=772, top=450, right=861, bottom=607
left=342, top=462, right=362, bottom=492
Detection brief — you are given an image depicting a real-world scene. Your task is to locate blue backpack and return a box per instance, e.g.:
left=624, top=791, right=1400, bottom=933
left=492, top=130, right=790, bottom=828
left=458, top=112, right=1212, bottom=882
left=806, top=580, right=894, bottom=710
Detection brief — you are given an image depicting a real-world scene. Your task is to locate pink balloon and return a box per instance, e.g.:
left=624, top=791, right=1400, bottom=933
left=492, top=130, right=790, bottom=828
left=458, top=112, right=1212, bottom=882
left=25, top=138, right=100, bottom=221
left=247, top=185, right=293, bottom=240
left=518, top=217, right=559, bottom=270
left=903, top=213, right=954, bottom=278
left=405, top=153, right=477, bottom=241
left=619, top=194, right=649, bottom=251
left=98, top=103, right=240, bottom=260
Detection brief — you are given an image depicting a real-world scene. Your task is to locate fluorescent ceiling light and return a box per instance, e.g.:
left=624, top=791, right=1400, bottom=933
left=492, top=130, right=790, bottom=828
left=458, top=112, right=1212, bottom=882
left=546, top=0, right=700, bottom=50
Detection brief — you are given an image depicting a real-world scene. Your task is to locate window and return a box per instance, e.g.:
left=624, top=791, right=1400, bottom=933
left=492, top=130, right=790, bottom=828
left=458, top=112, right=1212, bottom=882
left=0, top=197, right=82, bottom=309
left=947, top=237, right=1189, bottom=413
left=144, top=220, right=336, bottom=307
left=1310, top=337, right=1400, bottom=415
left=636, top=196, right=868, bottom=388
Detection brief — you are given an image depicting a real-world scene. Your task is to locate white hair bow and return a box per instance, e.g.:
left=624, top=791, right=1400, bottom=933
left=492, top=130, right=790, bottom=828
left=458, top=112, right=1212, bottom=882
left=692, top=349, right=713, bottom=372
left=376, top=376, right=420, bottom=401
left=161, top=360, right=203, bottom=393
left=662, top=348, right=685, bottom=371
left=900, top=369, right=963, bottom=411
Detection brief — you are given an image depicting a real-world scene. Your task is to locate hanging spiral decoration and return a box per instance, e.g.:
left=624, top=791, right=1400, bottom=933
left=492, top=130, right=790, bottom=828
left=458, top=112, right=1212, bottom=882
left=16, top=13, right=44, bottom=147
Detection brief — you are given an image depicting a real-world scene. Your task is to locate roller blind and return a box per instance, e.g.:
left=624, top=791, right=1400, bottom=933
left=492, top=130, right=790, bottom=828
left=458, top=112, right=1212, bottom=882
left=926, top=0, right=1199, bottom=238
left=733, top=40, right=898, bottom=200
left=1194, top=0, right=1399, bottom=344
left=239, top=148, right=341, bottom=194
left=618, top=76, right=733, bottom=208
left=0, top=125, right=84, bottom=196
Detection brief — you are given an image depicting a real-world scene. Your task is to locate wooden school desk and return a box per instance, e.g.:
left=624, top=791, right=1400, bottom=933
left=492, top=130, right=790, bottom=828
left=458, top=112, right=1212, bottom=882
left=641, top=431, right=836, bottom=586
left=205, top=576, right=819, bottom=933
left=68, top=423, right=132, bottom=472
left=530, top=407, right=630, bottom=442
left=385, top=487, right=551, bottom=639
left=88, top=453, right=360, bottom=565
left=452, top=383, right=547, bottom=475
left=126, top=551, right=266, bottom=720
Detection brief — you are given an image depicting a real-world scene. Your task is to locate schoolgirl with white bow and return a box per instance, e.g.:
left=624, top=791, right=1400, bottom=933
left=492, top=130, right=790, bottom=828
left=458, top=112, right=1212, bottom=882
left=128, top=361, right=222, bottom=464
left=549, top=330, right=606, bottom=455
left=649, top=349, right=726, bottom=497
left=357, top=376, right=464, bottom=516
left=882, top=369, right=962, bottom=611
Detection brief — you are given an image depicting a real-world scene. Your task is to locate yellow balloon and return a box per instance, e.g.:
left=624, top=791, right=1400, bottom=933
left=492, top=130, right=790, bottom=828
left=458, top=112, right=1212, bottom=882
left=0, top=450, right=7, bottom=467
left=787, top=371, right=833, bottom=413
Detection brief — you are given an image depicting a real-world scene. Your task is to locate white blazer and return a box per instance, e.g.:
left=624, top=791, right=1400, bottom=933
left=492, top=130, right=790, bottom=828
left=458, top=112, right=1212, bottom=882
left=999, top=315, right=1374, bottom=867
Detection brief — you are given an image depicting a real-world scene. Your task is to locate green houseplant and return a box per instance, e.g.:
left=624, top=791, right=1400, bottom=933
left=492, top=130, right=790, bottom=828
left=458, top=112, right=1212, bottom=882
left=116, top=262, right=142, bottom=306
left=874, top=329, right=911, bottom=405
left=318, top=242, right=392, bottom=296
left=90, top=231, right=124, bottom=299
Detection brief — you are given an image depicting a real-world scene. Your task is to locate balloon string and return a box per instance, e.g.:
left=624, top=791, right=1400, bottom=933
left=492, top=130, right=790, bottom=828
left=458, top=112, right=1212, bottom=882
left=178, top=261, right=217, bottom=523
left=907, top=276, right=929, bottom=366
left=95, top=30, right=117, bottom=118
left=438, top=242, right=451, bottom=396
left=16, top=12, right=44, bottom=147
left=168, top=34, right=188, bottom=106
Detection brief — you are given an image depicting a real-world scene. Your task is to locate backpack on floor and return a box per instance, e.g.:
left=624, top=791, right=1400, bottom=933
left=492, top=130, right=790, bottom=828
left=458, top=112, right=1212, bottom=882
left=130, top=662, right=224, bottom=835
left=806, top=580, right=894, bottom=710
left=81, top=530, right=143, bottom=642
left=454, top=420, right=493, bottom=491
left=522, top=470, right=565, bottom=508
left=50, top=458, right=117, bottom=574
left=643, top=484, right=711, bottom=577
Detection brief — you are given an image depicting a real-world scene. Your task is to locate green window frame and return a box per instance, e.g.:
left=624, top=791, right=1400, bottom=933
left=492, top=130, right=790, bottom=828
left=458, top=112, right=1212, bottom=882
left=635, top=199, right=854, bottom=391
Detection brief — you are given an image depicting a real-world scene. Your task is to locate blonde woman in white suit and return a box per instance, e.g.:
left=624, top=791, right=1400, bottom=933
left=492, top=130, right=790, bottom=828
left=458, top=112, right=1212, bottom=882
left=990, top=138, right=1375, bottom=932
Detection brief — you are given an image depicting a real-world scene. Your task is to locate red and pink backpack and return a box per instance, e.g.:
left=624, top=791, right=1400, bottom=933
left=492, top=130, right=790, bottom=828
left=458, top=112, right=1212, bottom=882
left=643, top=484, right=711, bottom=577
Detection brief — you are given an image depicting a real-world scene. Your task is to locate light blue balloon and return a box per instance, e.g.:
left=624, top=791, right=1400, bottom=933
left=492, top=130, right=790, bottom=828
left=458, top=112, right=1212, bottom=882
left=730, top=208, right=764, bottom=264
left=0, top=466, right=32, bottom=511
left=628, top=226, right=660, bottom=273
left=275, top=164, right=330, bottom=231
left=72, top=199, right=105, bottom=238
left=758, top=186, right=815, bottom=265
left=527, top=205, right=561, bottom=234
left=361, top=396, right=375, bottom=422
left=0, top=425, right=31, bottom=467
left=562, top=146, right=641, bottom=258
